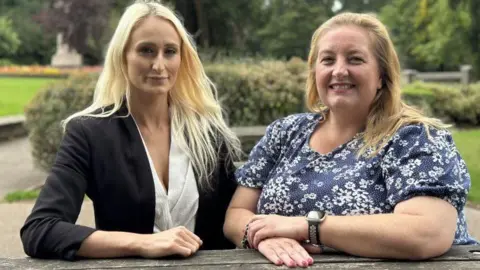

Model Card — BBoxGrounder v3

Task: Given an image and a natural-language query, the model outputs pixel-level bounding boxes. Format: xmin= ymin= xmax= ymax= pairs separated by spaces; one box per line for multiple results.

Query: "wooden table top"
xmin=1 ymin=245 xmax=479 ymax=269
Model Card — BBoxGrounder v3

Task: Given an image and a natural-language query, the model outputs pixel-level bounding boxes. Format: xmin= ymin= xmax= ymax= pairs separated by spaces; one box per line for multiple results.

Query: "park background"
xmin=0 ymin=0 xmax=479 ymax=258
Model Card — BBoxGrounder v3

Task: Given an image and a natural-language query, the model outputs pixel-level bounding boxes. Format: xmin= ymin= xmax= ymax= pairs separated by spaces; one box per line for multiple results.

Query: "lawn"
xmin=0 ymin=77 xmax=58 ymax=117
xmin=452 ymin=129 xmax=480 ymax=204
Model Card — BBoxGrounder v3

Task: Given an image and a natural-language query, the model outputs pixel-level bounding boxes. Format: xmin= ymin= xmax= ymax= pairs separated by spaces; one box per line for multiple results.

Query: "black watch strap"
xmin=306 ymin=211 xmax=326 ymax=245
xmin=308 ymin=219 xmax=321 ymax=245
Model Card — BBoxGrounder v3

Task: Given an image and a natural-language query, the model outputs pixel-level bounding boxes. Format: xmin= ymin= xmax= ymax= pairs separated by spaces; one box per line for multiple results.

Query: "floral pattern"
xmin=236 ymin=113 xmax=478 ymax=245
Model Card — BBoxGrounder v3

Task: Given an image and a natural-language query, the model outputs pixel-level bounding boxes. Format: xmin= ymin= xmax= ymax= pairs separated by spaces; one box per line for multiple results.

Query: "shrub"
xmin=401 ymin=82 xmax=480 ymax=127
xmin=24 ymin=74 xmax=97 ymax=171
xmin=25 ymin=60 xmax=307 ymax=171
xmin=208 ymin=58 xmax=306 ymax=126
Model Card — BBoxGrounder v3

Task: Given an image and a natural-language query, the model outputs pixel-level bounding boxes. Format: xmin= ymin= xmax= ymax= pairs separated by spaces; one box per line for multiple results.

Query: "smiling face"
xmin=315 ymin=25 xmax=382 ymax=116
xmin=125 ymin=16 xmax=181 ymax=96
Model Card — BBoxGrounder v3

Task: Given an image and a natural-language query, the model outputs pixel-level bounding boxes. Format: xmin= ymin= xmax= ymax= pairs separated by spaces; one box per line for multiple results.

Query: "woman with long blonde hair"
xmin=224 ymin=12 xmax=477 ymax=267
xmin=21 ymin=0 xmax=240 ymax=260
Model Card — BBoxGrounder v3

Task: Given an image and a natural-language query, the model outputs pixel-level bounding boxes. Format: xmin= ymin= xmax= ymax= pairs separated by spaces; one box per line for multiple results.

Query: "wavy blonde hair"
xmin=305 ymin=12 xmax=449 ymax=157
xmin=63 ymin=0 xmax=240 ymax=191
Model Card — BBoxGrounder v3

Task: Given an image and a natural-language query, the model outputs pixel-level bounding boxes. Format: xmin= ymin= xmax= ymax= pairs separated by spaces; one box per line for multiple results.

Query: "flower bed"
xmin=0 ymin=65 xmax=102 ymax=78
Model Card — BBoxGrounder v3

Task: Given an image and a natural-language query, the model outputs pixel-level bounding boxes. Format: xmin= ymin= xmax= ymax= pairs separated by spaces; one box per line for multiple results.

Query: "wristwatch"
xmin=306 ymin=210 xmax=326 ymax=245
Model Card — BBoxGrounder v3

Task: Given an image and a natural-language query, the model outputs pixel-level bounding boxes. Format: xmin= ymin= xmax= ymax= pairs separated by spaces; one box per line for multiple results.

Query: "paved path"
xmin=0 ymin=137 xmax=46 ymax=198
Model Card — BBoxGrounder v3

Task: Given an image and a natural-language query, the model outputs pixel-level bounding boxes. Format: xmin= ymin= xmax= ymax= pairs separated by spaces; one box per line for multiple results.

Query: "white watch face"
xmin=307 ymin=211 xmax=324 ymax=220
xmin=307 ymin=211 xmax=320 ymax=219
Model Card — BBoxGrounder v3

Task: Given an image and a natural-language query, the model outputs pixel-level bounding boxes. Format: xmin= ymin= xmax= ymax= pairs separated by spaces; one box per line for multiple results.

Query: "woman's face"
xmin=125 ymin=16 xmax=181 ymax=96
xmin=315 ymin=25 xmax=382 ymax=116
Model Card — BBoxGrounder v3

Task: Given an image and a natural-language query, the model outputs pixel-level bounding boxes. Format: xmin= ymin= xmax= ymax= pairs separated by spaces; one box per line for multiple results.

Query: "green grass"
xmin=3 ymin=190 xmax=41 ymax=203
xmin=0 ymin=77 xmax=58 ymax=117
xmin=452 ymin=129 xmax=480 ymax=204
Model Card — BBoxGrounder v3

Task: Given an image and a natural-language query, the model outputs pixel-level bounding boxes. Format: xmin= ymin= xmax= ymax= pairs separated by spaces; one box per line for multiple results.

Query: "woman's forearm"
xmin=224 ymin=208 xmax=256 ymax=247
xmin=319 ymin=213 xmax=455 ymax=260
xmin=77 ymin=231 xmax=141 ymax=258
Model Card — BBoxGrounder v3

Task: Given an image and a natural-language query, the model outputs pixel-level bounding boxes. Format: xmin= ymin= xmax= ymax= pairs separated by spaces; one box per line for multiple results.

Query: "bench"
xmin=1 ymin=245 xmax=479 ymax=269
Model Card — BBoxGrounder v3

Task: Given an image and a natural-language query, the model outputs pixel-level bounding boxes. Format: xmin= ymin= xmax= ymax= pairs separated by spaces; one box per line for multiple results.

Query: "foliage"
xmin=0 ymin=16 xmax=20 ymax=57
xmin=25 ymin=60 xmax=307 ymax=171
xmin=36 ymin=0 xmax=113 ymax=65
xmin=380 ymin=0 xmax=475 ymax=74
xmin=0 ymin=65 xmax=102 ymax=77
xmin=24 ymin=74 xmax=97 ymax=171
xmin=255 ymin=0 xmax=332 ymax=59
xmin=207 ymin=58 xmax=307 ymax=126
xmin=0 ymin=0 xmax=55 ymax=65
xmin=401 ymin=81 xmax=480 ymax=127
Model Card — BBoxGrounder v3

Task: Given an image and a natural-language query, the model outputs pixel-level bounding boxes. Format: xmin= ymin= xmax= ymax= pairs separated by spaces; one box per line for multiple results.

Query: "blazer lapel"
xmin=117 ymin=103 xmax=156 ymax=233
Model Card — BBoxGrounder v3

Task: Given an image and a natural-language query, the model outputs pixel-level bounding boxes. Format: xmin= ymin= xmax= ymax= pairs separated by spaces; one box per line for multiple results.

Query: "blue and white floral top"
xmin=236 ymin=113 xmax=478 ymax=245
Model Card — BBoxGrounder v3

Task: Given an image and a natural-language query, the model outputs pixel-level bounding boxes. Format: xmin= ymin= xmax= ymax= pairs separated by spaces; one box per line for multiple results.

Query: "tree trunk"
xmin=193 ymin=0 xmax=210 ymax=48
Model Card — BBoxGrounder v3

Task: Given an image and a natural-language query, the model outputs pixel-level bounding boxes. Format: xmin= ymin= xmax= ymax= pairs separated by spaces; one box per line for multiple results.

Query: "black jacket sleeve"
xmin=20 ymin=119 xmax=96 ymax=260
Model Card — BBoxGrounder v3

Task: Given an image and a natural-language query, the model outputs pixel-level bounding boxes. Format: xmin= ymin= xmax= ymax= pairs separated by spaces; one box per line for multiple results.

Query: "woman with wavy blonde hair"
xmin=21 ymin=0 xmax=240 ymax=260
xmin=224 ymin=12 xmax=477 ymax=267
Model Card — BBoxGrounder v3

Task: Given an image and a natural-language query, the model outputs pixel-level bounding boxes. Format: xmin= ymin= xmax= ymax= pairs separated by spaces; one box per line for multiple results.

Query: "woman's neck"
xmin=129 ymin=92 xmax=170 ymax=130
xmin=323 ymin=109 xmax=367 ymax=139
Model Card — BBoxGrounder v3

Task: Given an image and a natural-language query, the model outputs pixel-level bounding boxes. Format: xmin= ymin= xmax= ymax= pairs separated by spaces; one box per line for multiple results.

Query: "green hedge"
xmin=24 ymin=74 xmax=96 ymax=171
xmin=25 ymin=59 xmax=480 ymax=171
xmin=207 ymin=58 xmax=306 ymax=126
xmin=401 ymin=82 xmax=480 ymax=127
xmin=25 ymin=60 xmax=307 ymax=171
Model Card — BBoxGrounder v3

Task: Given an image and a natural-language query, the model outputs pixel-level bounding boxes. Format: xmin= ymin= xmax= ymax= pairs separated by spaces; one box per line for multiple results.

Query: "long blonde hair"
xmin=305 ymin=12 xmax=449 ymax=157
xmin=63 ymin=0 xmax=240 ymax=190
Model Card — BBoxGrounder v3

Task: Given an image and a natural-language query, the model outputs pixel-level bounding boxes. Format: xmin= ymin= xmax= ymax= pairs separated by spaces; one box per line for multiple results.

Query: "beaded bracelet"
xmin=241 ymin=222 xmax=252 ymax=249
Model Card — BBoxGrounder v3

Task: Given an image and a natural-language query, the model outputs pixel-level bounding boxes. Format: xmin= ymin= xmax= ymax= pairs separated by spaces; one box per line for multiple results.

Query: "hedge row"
xmin=24 ymin=60 xmax=480 ymax=171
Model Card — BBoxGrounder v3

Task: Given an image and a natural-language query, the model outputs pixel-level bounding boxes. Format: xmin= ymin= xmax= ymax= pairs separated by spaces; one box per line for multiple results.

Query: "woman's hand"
xmin=248 ymin=215 xmax=308 ymax=249
xmin=257 ymin=237 xmax=315 ymax=268
xmin=134 ymin=226 xmax=203 ymax=258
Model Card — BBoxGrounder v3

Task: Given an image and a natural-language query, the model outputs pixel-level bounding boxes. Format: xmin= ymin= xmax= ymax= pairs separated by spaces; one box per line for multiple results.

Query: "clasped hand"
xmin=136 ymin=226 xmax=202 ymax=258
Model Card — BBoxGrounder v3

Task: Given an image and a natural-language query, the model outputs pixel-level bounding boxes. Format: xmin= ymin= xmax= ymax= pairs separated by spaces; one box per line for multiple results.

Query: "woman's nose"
xmin=152 ymin=55 xmax=165 ymax=72
xmin=332 ymin=61 xmax=348 ymax=79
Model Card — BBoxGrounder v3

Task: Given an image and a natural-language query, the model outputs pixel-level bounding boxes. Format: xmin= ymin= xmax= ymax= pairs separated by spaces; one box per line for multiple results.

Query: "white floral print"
xmin=236 ymin=113 xmax=478 ymax=245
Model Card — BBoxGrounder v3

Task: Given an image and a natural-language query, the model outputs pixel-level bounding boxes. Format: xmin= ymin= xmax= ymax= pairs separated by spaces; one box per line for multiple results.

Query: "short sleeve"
xmin=381 ymin=125 xmax=470 ymax=212
xmin=235 ymin=118 xmax=288 ymax=188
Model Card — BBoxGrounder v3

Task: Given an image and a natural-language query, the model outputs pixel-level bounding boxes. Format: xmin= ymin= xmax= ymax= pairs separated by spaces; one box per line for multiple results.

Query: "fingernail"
xmin=308 ymin=258 xmax=314 ymax=264
xmin=302 ymin=260 xmax=308 ymax=267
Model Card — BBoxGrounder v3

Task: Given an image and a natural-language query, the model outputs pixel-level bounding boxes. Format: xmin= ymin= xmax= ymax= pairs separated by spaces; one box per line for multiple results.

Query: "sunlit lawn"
xmin=452 ymin=129 xmax=480 ymax=204
xmin=0 ymin=77 xmax=58 ymax=117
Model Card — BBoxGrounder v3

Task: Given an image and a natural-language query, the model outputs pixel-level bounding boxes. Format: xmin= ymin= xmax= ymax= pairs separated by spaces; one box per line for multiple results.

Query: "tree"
xmin=1 ymin=0 xmax=56 ymax=65
xmin=411 ymin=0 xmax=471 ymax=70
xmin=381 ymin=0 xmax=472 ymax=72
xmin=0 ymin=16 xmax=20 ymax=58
xmin=37 ymin=0 xmax=114 ymax=65
xmin=337 ymin=0 xmax=390 ymax=13
xmin=255 ymin=0 xmax=333 ymax=59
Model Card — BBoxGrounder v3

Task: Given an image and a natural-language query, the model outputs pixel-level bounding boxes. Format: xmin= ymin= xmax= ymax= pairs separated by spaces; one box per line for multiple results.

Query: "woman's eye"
xmin=139 ymin=47 xmax=155 ymax=54
xmin=350 ymin=57 xmax=364 ymax=64
xmin=165 ymin=48 xmax=177 ymax=56
xmin=321 ymin=57 xmax=334 ymax=64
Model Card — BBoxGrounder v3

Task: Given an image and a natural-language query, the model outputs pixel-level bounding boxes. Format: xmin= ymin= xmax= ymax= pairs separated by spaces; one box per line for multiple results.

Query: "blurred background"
xmin=0 ymin=0 xmax=478 ymax=204
xmin=0 ymin=0 xmax=479 ymax=258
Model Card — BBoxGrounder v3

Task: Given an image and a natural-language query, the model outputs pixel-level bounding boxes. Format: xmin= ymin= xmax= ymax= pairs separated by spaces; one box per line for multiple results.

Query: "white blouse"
xmin=133 ymin=118 xmax=199 ymax=233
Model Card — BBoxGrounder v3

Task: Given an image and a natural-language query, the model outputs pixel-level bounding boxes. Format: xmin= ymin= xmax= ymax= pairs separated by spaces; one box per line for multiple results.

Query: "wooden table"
xmin=1 ymin=246 xmax=479 ymax=269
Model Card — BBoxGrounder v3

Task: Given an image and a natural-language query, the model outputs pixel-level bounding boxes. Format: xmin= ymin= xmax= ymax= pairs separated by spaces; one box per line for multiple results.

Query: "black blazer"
xmin=20 ymin=106 xmax=237 ymax=260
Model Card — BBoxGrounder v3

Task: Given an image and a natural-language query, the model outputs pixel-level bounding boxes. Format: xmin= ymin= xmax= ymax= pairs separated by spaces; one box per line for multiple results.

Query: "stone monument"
xmin=50 ymin=32 xmax=83 ymax=67
xmin=50 ymin=0 xmax=82 ymax=67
